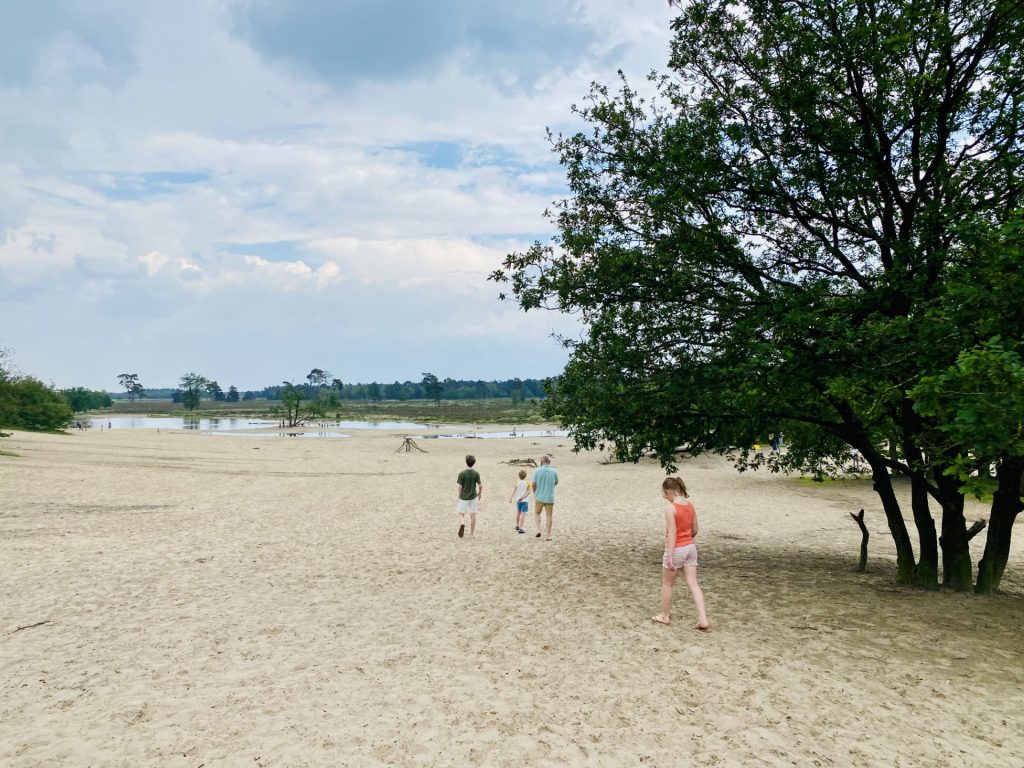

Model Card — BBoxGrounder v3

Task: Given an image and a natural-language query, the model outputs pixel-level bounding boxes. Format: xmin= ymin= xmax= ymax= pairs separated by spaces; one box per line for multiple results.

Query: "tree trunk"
xmin=908 ymin=469 xmax=939 ymax=588
xmin=869 ymin=461 xmax=916 ymax=583
xmin=976 ymin=457 xmax=1024 ymax=594
xmin=898 ymin=415 xmax=939 ymax=587
xmin=935 ymin=472 xmax=972 ymax=591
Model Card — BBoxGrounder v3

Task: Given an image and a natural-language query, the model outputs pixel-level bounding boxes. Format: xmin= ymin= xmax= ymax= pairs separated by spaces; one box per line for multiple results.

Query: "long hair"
xmin=662 ymin=476 xmax=688 ymax=498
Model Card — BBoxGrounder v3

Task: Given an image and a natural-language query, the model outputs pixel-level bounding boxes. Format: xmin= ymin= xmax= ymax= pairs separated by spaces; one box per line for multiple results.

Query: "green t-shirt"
xmin=457 ymin=468 xmax=481 ymax=500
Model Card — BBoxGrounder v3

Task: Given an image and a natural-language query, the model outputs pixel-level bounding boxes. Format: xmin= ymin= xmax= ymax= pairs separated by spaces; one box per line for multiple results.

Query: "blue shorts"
xmin=516 ymin=501 xmax=529 ymax=513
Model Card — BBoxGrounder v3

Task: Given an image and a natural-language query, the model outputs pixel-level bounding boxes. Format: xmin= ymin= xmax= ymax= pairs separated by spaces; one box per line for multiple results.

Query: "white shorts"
xmin=456 ymin=498 xmax=479 ymax=514
xmin=663 ymin=544 xmax=698 ymax=569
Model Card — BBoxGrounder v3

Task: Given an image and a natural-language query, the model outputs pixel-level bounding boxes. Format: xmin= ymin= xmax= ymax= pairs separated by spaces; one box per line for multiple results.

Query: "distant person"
xmin=770 ymin=434 xmax=783 ymax=453
xmin=456 ymin=454 xmax=483 ymax=539
xmin=531 ymin=455 xmax=558 ymax=540
xmin=508 ymin=469 xmax=530 ymax=534
xmin=652 ymin=476 xmax=709 ymax=630
xmin=850 ymin=448 xmax=863 ymax=471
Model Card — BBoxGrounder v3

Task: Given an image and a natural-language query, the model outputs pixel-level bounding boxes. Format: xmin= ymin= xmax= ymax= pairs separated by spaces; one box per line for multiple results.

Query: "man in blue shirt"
xmin=531 ymin=455 xmax=559 ymax=540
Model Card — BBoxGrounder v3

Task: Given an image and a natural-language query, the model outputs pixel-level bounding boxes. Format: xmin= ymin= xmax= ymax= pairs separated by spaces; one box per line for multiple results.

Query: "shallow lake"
xmin=92 ymin=417 xmax=430 ymax=432
xmin=426 ymin=429 xmax=569 ymax=439
xmin=81 ymin=417 xmax=566 ymax=439
xmin=208 ymin=430 xmax=352 ymax=439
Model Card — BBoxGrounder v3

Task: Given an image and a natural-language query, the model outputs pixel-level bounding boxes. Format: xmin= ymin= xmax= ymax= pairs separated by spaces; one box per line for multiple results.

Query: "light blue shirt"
xmin=533 ymin=465 xmax=558 ymax=503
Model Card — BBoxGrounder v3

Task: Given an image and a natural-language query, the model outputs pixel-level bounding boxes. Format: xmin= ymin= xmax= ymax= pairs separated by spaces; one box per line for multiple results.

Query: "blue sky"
xmin=0 ymin=0 xmax=674 ymax=391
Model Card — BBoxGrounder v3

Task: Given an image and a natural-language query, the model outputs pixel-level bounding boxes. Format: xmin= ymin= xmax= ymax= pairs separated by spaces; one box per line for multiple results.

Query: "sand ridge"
xmin=2 ymin=428 xmax=1023 ymax=766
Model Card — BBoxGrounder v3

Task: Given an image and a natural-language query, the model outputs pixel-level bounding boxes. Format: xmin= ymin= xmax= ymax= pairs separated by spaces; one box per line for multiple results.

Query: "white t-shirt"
xmin=512 ymin=479 xmax=529 ymax=502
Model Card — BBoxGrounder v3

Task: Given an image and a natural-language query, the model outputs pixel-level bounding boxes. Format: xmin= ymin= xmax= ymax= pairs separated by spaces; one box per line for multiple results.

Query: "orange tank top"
xmin=672 ymin=500 xmax=695 ymax=547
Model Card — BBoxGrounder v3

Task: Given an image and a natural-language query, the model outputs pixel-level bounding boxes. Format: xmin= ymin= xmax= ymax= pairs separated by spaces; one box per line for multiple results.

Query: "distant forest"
xmin=113 ymin=378 xmax=550 ymax=403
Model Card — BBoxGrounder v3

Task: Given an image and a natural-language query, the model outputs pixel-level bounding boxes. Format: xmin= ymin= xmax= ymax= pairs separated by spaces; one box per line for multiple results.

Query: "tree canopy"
xmin=421 ymin=372 xmax=443 ymax=405
xmin=494 ymin=0 xmax=1024 ymax=592
xmin=279 ymin=381 xmax=305 ymax=427
xmin=117 ymin=373 xmax=145 ymax=401
xmin=179 ymin=373 xmax=209 ymax=411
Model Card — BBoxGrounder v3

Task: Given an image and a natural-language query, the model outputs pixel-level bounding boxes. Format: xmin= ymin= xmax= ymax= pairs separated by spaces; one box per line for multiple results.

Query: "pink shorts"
xmin=663 ymin=544 xmax=698 ymax=569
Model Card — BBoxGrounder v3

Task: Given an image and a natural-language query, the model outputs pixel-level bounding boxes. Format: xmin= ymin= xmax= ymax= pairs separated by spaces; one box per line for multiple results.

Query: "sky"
xmin=0 ymin=0 xmax=675 ymax=391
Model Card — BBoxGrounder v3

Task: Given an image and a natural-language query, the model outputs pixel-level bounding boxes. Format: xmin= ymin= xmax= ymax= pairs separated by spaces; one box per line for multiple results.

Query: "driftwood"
xmin=395 ymin=437 xmax=428 ymax=454
xmin=503 ymin=457 xmax=537 ymax=467
xmin=9 ymin=620 xmax=51 ymax=635
xmin=849 ymin=508 xmax=869 ymax=572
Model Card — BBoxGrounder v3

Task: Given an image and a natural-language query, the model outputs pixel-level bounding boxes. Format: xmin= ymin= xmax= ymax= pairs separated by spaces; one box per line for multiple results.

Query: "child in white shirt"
xmin=508 ymin=470 xmax=530 ymax=534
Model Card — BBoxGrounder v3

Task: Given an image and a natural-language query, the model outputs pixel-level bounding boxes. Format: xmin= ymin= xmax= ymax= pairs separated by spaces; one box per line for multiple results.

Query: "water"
xmin=333 ymin=420 xmax=432 ymax=430
xmin=89 ymin=417 xmax=564 ymax=440
xmin=96 ymin=417 xmax=429 ymax=431
xmin=425 ymin=429 xmax=569 ymax=440
xmin=98 ymin=417 xmax=277 ymax=430
xmin=208 ymin=430 xmax=351 ymax=439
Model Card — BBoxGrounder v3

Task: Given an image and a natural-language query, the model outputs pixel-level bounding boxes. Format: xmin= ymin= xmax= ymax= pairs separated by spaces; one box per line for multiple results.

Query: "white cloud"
xmin=238 ymin=254 xmax=342 ymax=291
xmin=0 ymin=0 xmax=673 ymax=388
xmin=308 ymin=237 xmax=500 ymax=289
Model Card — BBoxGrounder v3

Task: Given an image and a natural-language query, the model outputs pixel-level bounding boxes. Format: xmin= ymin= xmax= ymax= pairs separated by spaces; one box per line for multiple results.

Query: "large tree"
xmin=421 ymin=373 xmax=443 ymax=405
xmin=117 ymin=373 xmax=144 ymax=402
xmin=494 ymin=0 xmax=1024 ymax=591
xmin=179 ymin=373 xmax=209 ymax=412
xmin=280 ymin=381 xmax=305 ymax=427
xmin=307 ymin=368 xmax=330 ymax=388
xmin=206 ymin=380 xmax=224 ymax=402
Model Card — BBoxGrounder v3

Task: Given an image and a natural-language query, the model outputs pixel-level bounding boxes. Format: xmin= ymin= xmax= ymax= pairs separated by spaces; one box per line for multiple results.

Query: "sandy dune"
xmin=2 ymin=427 xmax=1023 ymax=767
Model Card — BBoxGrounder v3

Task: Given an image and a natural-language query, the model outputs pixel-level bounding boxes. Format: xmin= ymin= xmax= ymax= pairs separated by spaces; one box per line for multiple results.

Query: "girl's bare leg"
xmin=658 ymin=567 xmax=677 ymax=622
xmin=682 ymin=565 xmax=709 ymax=628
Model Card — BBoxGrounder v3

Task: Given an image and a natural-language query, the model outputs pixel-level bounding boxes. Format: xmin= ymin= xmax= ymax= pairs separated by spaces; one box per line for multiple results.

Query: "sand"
xmin=2 ymin=426 xmax=1023 ymax=767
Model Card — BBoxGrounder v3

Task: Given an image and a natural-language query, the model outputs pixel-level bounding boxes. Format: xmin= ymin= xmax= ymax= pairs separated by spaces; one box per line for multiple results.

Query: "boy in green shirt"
xmin=456 ymin=454 xmax=482 ymax=538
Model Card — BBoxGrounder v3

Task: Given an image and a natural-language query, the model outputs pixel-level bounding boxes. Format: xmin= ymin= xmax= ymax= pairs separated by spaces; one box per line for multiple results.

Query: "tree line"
xmin=256 ymin=374 xmax=547 ymax=403
xmin=0 ymin=359 xmax=550 ymax=432
xmin=111 ymin=374 xmax=549 ymax=404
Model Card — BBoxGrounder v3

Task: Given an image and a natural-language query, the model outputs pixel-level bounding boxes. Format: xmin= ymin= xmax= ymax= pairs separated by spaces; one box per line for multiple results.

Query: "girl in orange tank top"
xmin=651 ymin=476 xmax=709 ymax=630
xmin=670 ymin=498 xmax=696 ymax=547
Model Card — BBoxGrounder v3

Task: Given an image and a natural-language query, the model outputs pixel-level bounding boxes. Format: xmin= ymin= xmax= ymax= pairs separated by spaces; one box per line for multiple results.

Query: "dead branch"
xmin=503 ymin=458 xmax=537 ymax=467
xmin=849 ymin=508 xmax=869 ymax=572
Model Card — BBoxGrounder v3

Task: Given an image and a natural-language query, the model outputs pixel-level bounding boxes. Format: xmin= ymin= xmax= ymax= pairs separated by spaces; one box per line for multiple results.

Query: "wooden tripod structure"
xmin=395 ymin=436 xmax=428 ymax=453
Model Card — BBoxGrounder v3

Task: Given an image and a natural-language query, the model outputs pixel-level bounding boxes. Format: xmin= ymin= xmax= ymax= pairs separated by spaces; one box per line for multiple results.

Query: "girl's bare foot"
xmin=694 ymin=622 xmax=710 ymax=631
xmin=651 ymin=614 xmax=671 ymax=625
